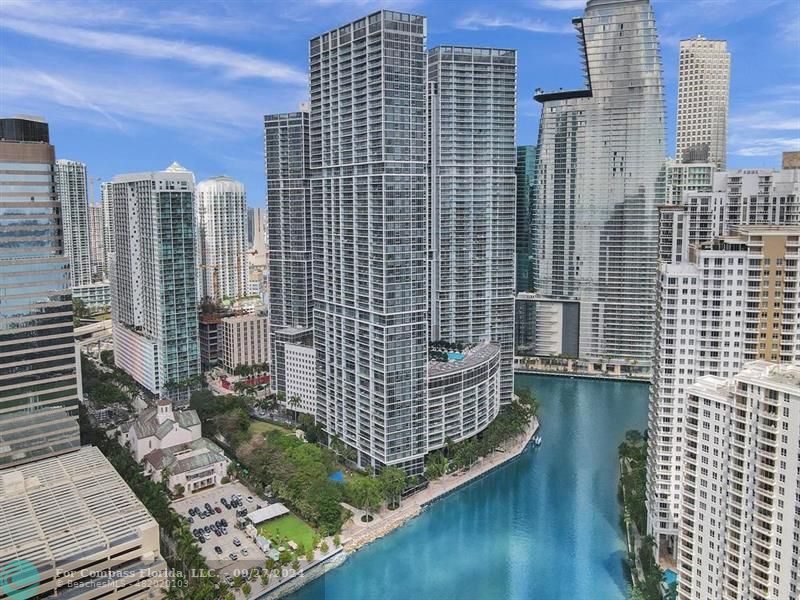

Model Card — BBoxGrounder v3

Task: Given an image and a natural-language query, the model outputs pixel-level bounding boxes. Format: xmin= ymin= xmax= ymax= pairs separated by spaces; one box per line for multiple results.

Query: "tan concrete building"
xmin=0 ymin=446 xmax=167 ymax=599
xmin=784 ymin=150 xmax=800 ymax=170
xmin=676 ymin=36 xmax=730 ymax=167
xmin=221 ymin=312 xmax=270 ymax=372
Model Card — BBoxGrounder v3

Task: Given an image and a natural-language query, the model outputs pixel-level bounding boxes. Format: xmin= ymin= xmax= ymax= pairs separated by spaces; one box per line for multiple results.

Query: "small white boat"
xmin=534 ymin=436 xmax=542 ymax=447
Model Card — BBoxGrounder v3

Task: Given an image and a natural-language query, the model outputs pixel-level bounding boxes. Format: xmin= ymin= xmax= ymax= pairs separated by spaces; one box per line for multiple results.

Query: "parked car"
xmin=233 ymin=538 xmax=241 ymax=547
xmin=204 ymin=525 xmax=210 ymax=533
xmin=187 ymin=517 xmax=194 ymax=524
xmin=198 ymin=535 xmax=205 ymax=543
xmin=229 ymin=553 xmax=238 ymax=561
xmin=214 ymin=546 xmax=222 ymax=555
xmin=241 ymin=548 xmax=249 ymax=556
xmin=246 ymin=496 xmax=254 ymax=503
xmin=221 ymin=499 xmax=230 ymax=509
xmin=220 ymin=518 xmax=228 ymax=527
xmin=214 ymin=506 xmax=222 ymax=514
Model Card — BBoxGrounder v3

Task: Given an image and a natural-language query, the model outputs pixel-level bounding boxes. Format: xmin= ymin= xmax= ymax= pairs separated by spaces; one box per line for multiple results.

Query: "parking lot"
xmin=171 ymin=482 xmax=266 ymax=580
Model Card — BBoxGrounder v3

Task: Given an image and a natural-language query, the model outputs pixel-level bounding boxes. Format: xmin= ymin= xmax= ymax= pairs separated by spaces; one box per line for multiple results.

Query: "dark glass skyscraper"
xmin=515 ymin=145 xmax=538 ymax=292
xmin=0 ymin=116 xmax=81 ymax=467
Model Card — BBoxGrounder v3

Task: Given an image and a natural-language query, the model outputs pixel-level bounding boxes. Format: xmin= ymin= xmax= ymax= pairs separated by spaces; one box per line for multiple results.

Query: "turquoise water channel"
xmin=289 ymin=374 xmax=649 ymax=600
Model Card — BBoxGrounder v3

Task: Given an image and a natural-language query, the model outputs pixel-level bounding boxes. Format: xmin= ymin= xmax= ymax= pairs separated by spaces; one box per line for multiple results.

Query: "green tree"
xmin=378 ymin=466 xmax=406 ymax=509
xmin=288 ymin=393 xmax=302 ymax=422
xmin=350 ymin=476 xmax=383 ymax=521
xmin=424 ymin=451 xmax=448 ymax=480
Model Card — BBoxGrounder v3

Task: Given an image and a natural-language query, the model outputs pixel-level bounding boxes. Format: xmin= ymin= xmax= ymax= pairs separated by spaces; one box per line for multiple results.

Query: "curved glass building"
xmin=532 ymin=0 xmax=666 ymax=366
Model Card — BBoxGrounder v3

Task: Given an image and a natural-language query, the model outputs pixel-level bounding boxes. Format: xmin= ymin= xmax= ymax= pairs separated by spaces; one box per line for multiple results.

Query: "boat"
xmin=534 ymin=436 xmax=542 ymax=447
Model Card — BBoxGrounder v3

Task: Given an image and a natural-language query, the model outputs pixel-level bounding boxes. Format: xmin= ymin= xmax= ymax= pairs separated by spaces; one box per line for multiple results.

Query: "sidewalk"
xmin=341 ymin=417 xmax=540 ymax=551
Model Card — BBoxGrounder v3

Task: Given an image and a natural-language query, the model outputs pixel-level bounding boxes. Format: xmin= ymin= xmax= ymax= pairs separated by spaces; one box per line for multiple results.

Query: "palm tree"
xmin=288 ymin=394 xmax=301 ymax=422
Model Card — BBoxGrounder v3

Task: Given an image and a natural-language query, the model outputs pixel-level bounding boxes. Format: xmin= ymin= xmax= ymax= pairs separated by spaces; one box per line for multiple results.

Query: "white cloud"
xmin=456 ymin=12 xmax=574 ymax=34
xmin=537 ymin=0 xmax=585 ymax=9
xmin=0 ymin=65 xmax=300 ymax=136
xmin=731 ymin=137 xmax=800 ymax=157
xmin=0 ymin=0 xmax=254 ymax=34
xmin=730 ymin=111 xmax=800 ymax=132
xmin=0 ymin=18 xmax=306 ymax=84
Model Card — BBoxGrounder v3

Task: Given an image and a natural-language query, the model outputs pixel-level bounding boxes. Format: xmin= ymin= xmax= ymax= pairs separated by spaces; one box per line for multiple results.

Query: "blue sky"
xmin=1 ymin=0 xmax=798 ymax=207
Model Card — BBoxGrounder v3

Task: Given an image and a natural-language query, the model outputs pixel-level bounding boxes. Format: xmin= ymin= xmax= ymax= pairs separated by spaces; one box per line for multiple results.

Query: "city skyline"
xmin=1 ymin=0 xmax=797 ymax=207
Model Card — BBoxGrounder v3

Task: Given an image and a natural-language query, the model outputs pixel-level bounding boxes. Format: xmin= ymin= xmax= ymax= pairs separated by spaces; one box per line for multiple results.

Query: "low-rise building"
xmin=72 ymin=280 xmax=111 ymax=312
xmin=143 ymin=438 xmax=229 ymax=494
xmin=123 ymin=399 xmax=201 ymax=463
xmin=284 ymin=341 xmax=316 ymax=415
xmin=272 ymin=326 xmax=316 ymax=415
xmin=0 ymin=446 xmax=167 ymax=599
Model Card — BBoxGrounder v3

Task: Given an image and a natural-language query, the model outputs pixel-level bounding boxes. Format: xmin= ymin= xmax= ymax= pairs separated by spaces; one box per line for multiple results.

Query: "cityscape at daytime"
xmin=2 ymin=0 xmax=800 ymax=599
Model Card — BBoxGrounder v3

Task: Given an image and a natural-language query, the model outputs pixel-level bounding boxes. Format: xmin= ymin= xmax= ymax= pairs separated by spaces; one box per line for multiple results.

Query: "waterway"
xmin=289 ymin=374 xmax=649 ymax=600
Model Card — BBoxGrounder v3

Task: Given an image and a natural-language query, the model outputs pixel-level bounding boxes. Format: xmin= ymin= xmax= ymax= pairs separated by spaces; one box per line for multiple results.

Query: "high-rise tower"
xmin=676 ymin=36 xmax=730 ymax=168
xmin=311 ymin=11 xmax=429 ymax=472
xmin=647 ymin=226 xmax=800 ymax=558
xmin=428 ymin=45 xmax=517 ymax=405
xmin=195 ymin=176 xmax=248 ymax=303
xmin=55 ymin=159 xmax=93 ymax=287
xmin=264 ymin=110 xmax=313 ymax=330
xmin=532 ymin=0 xmax=666 ymax=365
xmin=515 ymin=145 xmax=538 ymax=293
xmin=109 ymin=162 xmax=199 ymax=405
xmin=101 ymin=181 xmax=115 ymax=275
xmin=0 ymin=116 xmax=81 ymax=467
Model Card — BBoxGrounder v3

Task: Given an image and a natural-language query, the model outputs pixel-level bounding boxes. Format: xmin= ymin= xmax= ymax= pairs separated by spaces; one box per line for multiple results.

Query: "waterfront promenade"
xmin=341 ymin=416 xmax=541 ymax=552
xmin=257 ymin=416 xmax=540 ymax=598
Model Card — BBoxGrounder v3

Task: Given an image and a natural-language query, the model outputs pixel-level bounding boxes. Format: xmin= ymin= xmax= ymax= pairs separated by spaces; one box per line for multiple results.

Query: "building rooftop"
xmin=0 ymin=446 xmax=158 ymax=575
xmin=132 ymin=404 xmax=200 ymax=439
xmin=247 ymin=503 xmax=290 ymax=525
xmin=144 ymin=438 xmax=228 ymax=475
xmin=428 ymin=342 xmax=500 ymax=377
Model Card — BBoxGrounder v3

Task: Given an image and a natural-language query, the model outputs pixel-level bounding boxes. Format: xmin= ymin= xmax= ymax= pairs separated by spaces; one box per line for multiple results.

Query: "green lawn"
xmin=249 ymin=420 xmax=291 ymax=438
xmin=257 ymin=514 xmax=316 ymax=551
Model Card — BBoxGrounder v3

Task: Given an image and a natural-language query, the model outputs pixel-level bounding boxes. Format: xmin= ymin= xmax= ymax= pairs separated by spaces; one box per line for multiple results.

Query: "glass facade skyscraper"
xmin=0 ymin=117 xmax=81 ymax=467
xmin=109 ymin=163 xmax=199 ymax=405
xmin=515 ymin=145 xmax=538 ymax=292
xmin=264 ymin=111 xmax=313 ymax=331
xmin=532 ymin=0 xmax=666 ymax=365
xmin=195 ymin=175 xmax=248 ymax=303
xmin=55 ymin=159 xmax=93 ymax=288
xmin=428 ymin=46 xmax=517 ymax=405
xmin=311 ymin=11 xmax=429 ymax=472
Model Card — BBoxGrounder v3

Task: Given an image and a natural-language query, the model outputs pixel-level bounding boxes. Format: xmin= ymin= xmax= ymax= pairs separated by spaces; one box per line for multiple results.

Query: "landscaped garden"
xmin=250 ymin=419 xmax=291 ymax=437
xmin=258 ymin=514 xmax=317 ymax=551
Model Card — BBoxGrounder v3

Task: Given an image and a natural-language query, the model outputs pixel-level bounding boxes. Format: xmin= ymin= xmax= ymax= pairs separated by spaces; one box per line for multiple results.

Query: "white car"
xmin=241 ymin=548 xmax=249 ymax=556
xmin=246 ymin=496 xmax=254 ymax=503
